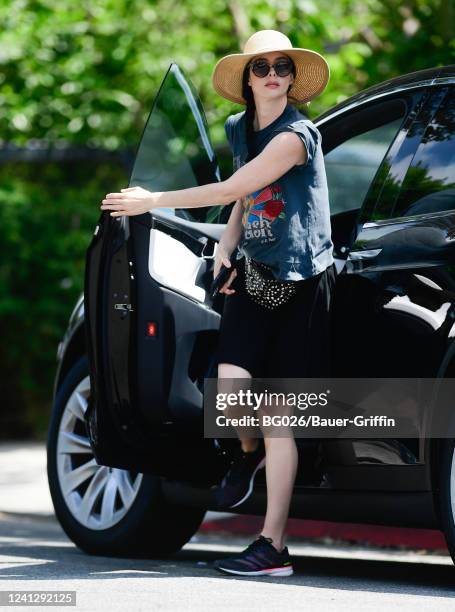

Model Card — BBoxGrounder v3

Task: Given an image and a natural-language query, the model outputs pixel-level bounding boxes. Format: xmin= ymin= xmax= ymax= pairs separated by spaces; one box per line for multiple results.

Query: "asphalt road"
xmin=0 ymin=512 xmax=454 ymax=611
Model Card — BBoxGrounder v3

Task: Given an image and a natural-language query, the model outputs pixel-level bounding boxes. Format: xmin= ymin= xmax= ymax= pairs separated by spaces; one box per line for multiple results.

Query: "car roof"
xmin=315 ymin=64 xmax=455 ymax=123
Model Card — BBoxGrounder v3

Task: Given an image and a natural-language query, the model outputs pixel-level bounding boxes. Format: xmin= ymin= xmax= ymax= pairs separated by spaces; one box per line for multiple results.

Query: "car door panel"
xmin=324 ymin=86 xmax=455 ymax=489
xmin=342 ymin=87 xmax=455 ymax=377
xmin=84 ymin=63 xmax=231 ymax=483
xmin=347 ymin=210 xmax=455 ymax=274
xmin=313 ymin=87 xmax=447 ymax=489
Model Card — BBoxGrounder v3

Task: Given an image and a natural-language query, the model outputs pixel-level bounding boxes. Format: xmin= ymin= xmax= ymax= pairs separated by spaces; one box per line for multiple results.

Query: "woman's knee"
xmin=217 ymin=363 xmax=256 ymax=422
xmin=218 ymin=362 xmax=252 ymax=380
xmin=217 ymin=363 xmax=252 ymax=397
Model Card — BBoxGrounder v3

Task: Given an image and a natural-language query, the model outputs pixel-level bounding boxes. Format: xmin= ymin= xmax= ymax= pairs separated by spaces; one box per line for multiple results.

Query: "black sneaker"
xmin=213 ymin=440 xmax=266 ymax=509
xmin=213 ymin=535 xmax=294 ymax=577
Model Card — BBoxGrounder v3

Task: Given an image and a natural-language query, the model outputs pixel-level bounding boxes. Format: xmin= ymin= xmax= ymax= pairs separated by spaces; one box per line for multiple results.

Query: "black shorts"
xmin=214 ymin=256 xmax=337 ymax=379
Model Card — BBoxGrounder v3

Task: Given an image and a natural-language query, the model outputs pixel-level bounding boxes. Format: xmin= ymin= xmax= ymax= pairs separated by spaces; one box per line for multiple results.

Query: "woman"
xmin=100 ymin=29 xmax=336 ymax=578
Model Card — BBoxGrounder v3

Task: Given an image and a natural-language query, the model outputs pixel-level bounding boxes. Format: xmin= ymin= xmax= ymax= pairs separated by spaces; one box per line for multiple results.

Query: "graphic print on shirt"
xmin=242 ymin=181 xmax=286 ymax=245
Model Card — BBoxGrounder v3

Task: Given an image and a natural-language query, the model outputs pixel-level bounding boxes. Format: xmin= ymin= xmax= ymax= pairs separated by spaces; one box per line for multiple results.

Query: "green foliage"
xmin=0 ymin=0 xmax=453 ymax=437
xmin=3 ymin=0 xmax=452 ymax=145
xmin=0 ymin=160 xmax=129 ymax=438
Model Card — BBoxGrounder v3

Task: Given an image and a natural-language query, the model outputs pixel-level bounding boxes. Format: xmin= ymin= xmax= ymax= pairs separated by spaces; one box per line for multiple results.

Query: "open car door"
xmin=84 ymin=63 xmax=232 ymax=485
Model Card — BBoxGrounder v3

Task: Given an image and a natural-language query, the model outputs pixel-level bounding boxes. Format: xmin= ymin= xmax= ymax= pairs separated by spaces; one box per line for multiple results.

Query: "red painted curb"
xmin=200 ymin=515 xmax=449 ymax=551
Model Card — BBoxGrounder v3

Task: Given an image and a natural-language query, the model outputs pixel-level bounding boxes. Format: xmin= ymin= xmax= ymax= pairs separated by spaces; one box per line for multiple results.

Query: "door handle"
xmin=114 ymin=303 xmax=134 ymax=312
xmin=348 ymin=248 xmax=382 ymax=261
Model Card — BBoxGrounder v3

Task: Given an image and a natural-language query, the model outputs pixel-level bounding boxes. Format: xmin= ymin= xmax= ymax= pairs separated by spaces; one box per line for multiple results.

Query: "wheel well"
xmin=55 ymin=322 xmax=87 ymax=397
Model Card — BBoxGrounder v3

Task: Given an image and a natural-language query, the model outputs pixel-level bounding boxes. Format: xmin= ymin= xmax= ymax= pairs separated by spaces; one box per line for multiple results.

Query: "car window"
xmin=369 ymin=86 xmax=449 ymax=223
xmin=321 ymin=94 xmax=412 ymax=219
xmin=129 ymin=63 xmax=223 ymax=225
xmin=388 ymin=87 xmax=455 ymax=219
xmin=324 ymin=117 xmax=405 ymax=215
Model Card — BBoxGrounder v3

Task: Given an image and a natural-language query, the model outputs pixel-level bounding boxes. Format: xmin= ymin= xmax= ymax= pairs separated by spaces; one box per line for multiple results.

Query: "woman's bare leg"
xmin=259 ymin=435 xmax=298 ymax=552
xmin=216 ymin=368 xmax=297 ymax=551
xmin=256 ymin=395 xmax=298 ymax=553
xmin=217 ymin=362 xmax=258 ymax=452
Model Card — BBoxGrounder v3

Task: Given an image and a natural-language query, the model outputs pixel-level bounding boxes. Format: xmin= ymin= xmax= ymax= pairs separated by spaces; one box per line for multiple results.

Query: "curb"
xmin=200 ymin=515 xmax=449 ymax=553
xmin=0 ymin=509 xmax=449 ymax=554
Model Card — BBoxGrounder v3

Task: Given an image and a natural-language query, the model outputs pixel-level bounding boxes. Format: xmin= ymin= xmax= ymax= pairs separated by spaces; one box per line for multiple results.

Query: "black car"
xmin=47 ymin=62 xmax=455 ymax=564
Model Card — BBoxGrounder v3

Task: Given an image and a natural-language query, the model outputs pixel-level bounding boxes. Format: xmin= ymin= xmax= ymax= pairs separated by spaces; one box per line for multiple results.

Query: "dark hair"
xmin=241 ymin=55 xmax=297 ymax=163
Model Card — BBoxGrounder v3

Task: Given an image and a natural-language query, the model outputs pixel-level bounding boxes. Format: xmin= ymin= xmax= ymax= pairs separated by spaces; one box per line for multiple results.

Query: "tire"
xmin=435 ymin=438 xmax=455 ymax=565
xmin=47 ymin=355 xmax=206 ymax=558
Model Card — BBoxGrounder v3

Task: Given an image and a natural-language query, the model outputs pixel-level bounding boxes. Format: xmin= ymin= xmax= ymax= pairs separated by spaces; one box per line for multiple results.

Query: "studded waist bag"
xmin=244 ymin=256 xmax=299 ymax=310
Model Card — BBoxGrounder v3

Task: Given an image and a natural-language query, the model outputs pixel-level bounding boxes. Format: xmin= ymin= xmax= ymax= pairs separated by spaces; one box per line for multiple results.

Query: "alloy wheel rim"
xmin=56 ymin=375 xmax=143 ymax=530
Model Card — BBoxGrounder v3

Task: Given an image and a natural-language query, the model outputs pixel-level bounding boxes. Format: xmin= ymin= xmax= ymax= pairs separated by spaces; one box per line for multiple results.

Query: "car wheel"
xmin=47 ymin=355 xmax=206 ymax=558
xmin=435 ymin=438 xmax=455 ymax=566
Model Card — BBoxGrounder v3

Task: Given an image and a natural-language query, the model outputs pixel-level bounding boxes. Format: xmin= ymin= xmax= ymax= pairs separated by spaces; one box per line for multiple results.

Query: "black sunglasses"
xmin=249 ymin=58 xmax=294 ymax=78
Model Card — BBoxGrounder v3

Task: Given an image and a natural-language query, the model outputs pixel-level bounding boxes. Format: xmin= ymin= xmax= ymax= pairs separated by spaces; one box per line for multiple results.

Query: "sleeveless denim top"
xmin=225 ymin=101 xmax=334 ymax=281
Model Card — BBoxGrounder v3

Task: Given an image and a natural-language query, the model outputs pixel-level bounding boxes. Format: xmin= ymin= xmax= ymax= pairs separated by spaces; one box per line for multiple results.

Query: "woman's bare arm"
xmin=218 ymin=198 xmax=243 ymax=256
xmin=101 ymin=131 xmax=307 ymax=216
xmin=214 ymin=198 xmax=244 ymax=288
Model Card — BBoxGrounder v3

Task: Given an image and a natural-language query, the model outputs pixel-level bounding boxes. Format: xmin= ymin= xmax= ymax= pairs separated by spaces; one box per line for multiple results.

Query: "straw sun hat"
xmin=211 ymin=29 xmax=330 ymax=105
